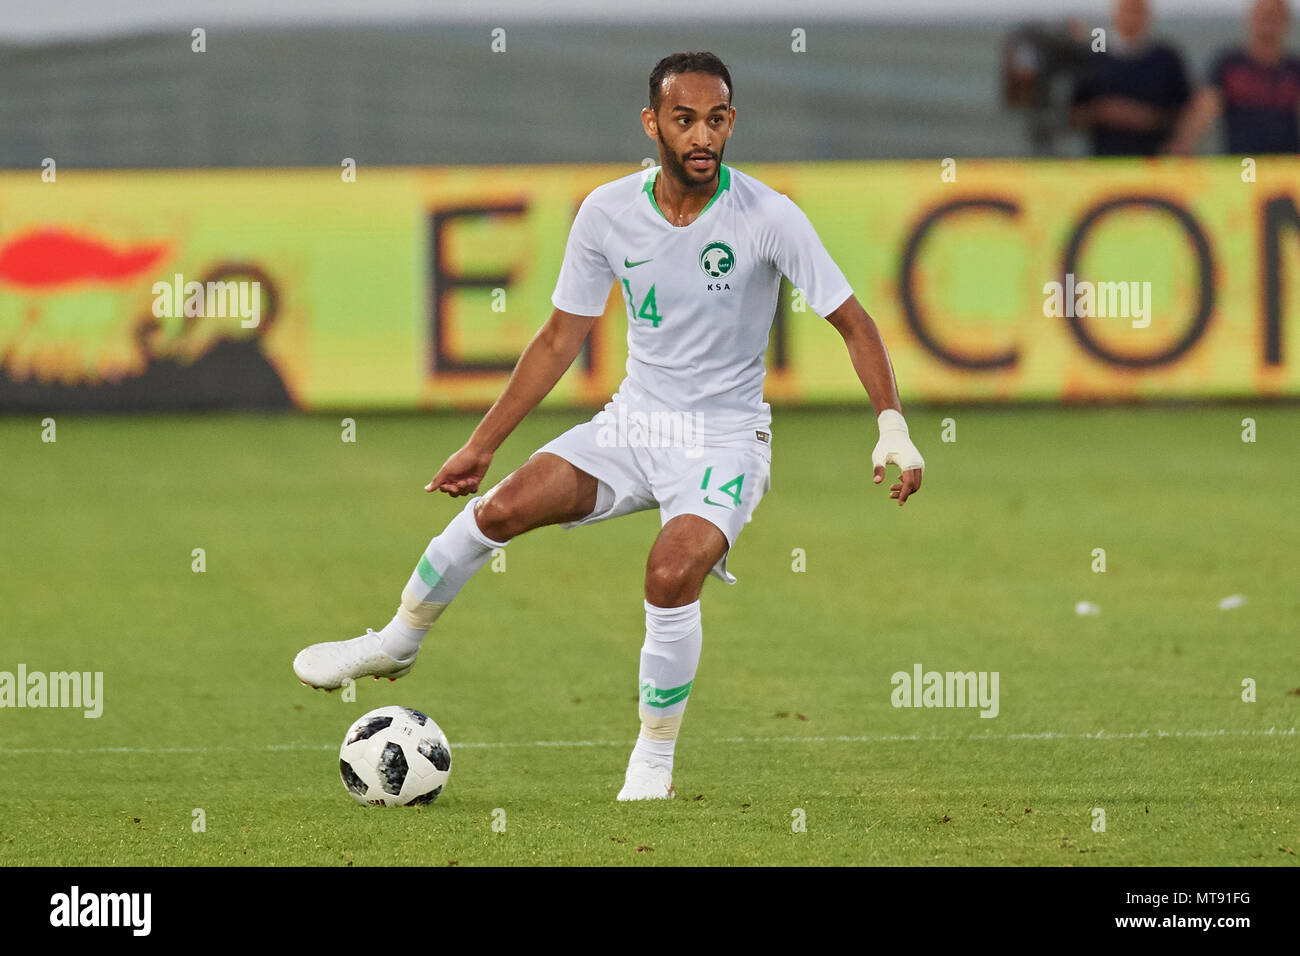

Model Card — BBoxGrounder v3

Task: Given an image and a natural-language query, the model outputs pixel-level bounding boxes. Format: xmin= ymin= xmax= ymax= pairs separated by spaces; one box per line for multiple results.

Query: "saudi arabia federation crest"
xmin=699 ymin=240 xmax=735 ymax=278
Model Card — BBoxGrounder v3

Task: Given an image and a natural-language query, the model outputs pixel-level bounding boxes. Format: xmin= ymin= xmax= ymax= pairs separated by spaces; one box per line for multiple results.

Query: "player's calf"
xmin=617 ymin=598 xmax=703 ymax=801
xmin=618 ymin=517 xmax=725 ymax=799
xmin=292 ymin=451 xmax=601 ymax=690
xmin=292 ymin=495 xmax=508 ymax=689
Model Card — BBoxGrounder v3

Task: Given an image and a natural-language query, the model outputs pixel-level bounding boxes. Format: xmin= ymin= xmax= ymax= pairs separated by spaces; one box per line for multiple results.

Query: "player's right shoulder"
xmin=579 ymin=168 xmax=653 ymax=215
xmin=560 ymin=171 xmax=650 ymax=265
xmin=567 ymin=169 xmax=649 ymax=243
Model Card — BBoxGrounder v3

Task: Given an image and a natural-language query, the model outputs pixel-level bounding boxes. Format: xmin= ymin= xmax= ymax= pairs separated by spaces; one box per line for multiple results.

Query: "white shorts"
xmin=531 ymin=407 xmax=773 ymax=584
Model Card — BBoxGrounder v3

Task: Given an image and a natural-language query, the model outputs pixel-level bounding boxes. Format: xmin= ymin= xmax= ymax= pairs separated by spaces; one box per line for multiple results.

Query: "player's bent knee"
xmin=644 ymin=560 xmax=702 ymax=607
xmin=473 ymin=491 xmax=519 ymax=542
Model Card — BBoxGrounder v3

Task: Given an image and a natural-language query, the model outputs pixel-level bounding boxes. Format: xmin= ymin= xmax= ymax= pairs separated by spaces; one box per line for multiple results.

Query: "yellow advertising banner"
xmin=0 ymin=159 xmax=1296 ymax=410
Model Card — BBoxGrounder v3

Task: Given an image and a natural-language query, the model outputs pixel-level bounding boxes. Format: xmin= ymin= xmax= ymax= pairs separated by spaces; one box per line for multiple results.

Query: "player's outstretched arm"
xmin=825 ymin=295 xmax=925 ymax=506
xmin=426 ymin=307 xmax=598 ymax=497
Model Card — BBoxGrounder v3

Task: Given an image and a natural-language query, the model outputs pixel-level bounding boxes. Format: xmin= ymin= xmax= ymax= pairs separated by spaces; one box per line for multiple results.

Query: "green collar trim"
xmin=643 ymin=164 xmax=730 ymax=225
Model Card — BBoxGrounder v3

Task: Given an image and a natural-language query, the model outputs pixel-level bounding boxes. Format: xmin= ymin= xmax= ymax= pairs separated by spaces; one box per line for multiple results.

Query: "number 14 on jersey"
xmin=621 ymin=278 xmax=663 ymax=328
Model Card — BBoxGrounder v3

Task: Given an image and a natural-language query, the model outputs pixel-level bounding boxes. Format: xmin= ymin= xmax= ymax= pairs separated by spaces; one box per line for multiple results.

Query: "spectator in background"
xmin=1003 ymin=19 xmax=1093 ymax=155
xmin=1070 ymin=0 xmax=1191 ymax=155
xmin=1167 ymin=0 xmax=1299 ymax=155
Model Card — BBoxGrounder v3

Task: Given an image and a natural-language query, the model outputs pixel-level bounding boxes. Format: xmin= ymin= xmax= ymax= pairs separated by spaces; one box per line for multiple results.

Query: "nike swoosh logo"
xmin=624 ymin=256 xmax=653 ymax=268
xmin=640 ymin=679 xmax=693 ymax=707
xmin=642 ymin=690 xmax=682 ymax=705
xmin=703 ymin=496 xmax=733 ymax=509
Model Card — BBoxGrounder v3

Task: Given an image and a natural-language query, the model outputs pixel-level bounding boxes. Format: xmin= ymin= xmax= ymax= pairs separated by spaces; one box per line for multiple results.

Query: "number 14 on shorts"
xmin=700 ymin=466 xmax=745 ymax=509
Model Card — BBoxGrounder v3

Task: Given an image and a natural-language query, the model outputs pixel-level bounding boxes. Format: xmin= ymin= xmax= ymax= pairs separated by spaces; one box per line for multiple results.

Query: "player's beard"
xmin=657 ymin=130 xmax=724 ymax=191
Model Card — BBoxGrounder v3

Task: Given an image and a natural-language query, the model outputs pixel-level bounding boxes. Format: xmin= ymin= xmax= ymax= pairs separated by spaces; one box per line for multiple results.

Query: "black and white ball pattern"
xmin=338 ymin=705 xmax=452 ymax=806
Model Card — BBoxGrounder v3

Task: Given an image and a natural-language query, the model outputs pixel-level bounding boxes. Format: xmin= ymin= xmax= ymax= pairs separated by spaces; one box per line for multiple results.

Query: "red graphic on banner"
xmin=0 ymin=229 xmax=168 ymax=289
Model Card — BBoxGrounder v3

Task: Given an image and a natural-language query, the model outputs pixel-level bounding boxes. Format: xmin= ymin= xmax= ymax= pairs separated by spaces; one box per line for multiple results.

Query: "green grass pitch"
xmin=1 ymin=406 xmax=1296 ymax=866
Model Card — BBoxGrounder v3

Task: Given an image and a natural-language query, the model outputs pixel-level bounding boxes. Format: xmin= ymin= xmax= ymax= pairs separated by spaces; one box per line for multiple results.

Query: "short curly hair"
xmin=648 ymin=51 xmax=733 ymax=112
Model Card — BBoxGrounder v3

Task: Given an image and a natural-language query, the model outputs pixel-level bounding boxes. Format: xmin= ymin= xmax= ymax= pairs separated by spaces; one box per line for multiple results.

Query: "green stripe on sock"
xmin=415 ymin=555 xmax=443 ymax=589
xmin=640 ymin=679 xmax=693 ymax=708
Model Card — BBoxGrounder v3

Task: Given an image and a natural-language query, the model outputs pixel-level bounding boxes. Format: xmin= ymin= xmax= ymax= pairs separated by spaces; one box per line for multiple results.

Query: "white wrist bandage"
xmin=872 ymin=409 xmax=925 ymax=473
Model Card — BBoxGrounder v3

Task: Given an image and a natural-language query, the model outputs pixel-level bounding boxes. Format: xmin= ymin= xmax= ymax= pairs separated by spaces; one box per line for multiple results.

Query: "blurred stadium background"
xmin=1 ymin=0 xmax=1296 ymax=869
xmin=1 ymin=0 xmax=1295 ymax=411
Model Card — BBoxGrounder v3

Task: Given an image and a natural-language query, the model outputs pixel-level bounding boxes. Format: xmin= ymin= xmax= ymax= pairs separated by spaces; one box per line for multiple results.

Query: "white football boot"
xmin=616 ymin=757 xmax=676 ymax=801
xmin=293 ymin=628 xmax=416 ymax=690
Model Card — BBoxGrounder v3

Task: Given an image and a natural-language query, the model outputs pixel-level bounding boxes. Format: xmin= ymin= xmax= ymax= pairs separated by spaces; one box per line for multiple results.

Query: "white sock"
xmin=632 ymin=599 xmax=703 ymax=771
xmin=631 ymin=735 xmax=676 ymax=766
xmin=377 ymin=496 xmax=507 ymax=659
xmin=375 ymin=618 xmax=425 ymax=659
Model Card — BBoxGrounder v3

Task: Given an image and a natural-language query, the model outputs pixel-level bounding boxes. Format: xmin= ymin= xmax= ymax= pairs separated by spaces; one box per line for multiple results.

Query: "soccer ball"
xmin=338 ymin=705 xmax=452 ymax=806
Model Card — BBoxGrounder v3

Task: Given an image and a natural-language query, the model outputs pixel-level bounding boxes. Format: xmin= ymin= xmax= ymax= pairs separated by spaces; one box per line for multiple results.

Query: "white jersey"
xmin=551 ymin=163 xmax=853 ymax=440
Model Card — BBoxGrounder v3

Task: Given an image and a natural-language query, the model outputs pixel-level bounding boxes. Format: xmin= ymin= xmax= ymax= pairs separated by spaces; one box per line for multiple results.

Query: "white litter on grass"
xmin=1075 ymin=601 xmax=1101 ymax=616
xmin=1218 ymin=594 xmax=1247 ymax=610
